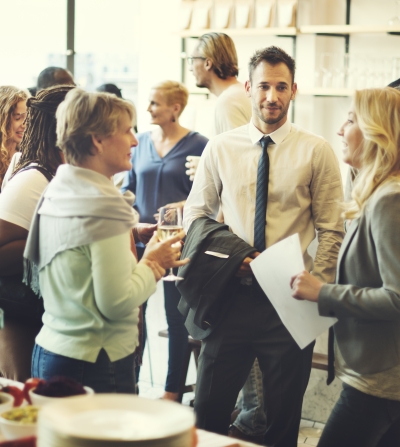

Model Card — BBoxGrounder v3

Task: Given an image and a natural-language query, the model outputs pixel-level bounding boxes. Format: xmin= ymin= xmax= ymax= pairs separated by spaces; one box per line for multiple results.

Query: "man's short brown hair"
xmin=248 ymin=46 xmax=296 ymax=83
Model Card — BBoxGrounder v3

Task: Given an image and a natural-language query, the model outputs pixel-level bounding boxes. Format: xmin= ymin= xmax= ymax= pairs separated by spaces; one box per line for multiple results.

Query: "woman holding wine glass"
xmin=122 ymin=80 xmax=208 ymax=401
xmin=28 ymin=88 xmax=188 ymax=392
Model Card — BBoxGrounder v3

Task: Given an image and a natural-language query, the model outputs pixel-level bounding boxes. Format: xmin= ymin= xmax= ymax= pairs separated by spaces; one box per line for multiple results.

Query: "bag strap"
xmin=14 ymin=165 xmax=54 ymax=183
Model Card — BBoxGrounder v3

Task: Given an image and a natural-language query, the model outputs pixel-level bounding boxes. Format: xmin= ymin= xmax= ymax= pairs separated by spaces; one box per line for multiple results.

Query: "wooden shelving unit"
xmin=298 ymin=88 xmax=354 ymax=97
xmin=178 ymin=25 xmax=400 ymax=38
xmin=300 ymin=24 xmax=400 ymax=34
xmin=178 ymin=27 xmax=297 ymax=38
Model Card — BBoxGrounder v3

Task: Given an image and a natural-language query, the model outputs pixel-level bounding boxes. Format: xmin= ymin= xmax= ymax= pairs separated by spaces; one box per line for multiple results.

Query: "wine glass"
xmin=157 ymin=207 xmax=184 ymax=282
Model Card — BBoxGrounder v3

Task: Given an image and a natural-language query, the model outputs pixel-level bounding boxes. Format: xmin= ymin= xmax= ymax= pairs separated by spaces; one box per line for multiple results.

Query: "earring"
xmin=172 ymin=116 xmax=176 ymax=123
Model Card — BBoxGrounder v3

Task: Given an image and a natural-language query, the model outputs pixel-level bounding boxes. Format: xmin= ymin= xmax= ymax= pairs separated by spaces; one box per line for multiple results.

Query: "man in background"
xmin=188 ymin=32 xmax=251 ymax=135
xmin=36 ymin=67 xmax=75 ymax=91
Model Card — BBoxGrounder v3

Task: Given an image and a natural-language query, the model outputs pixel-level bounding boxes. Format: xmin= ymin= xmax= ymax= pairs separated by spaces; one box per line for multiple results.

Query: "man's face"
xmin=245 ymin=61 xmax=297 ymax=132
xmin=189 ymin=48 xmax=211 ymax=89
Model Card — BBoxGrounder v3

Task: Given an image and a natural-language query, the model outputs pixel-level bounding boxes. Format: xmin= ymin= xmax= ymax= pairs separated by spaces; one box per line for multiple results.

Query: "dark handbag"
xmin=0 ymin=165 xmax=52 ymax=324
xmin=0 ymin=274 xmax=44 ymax=323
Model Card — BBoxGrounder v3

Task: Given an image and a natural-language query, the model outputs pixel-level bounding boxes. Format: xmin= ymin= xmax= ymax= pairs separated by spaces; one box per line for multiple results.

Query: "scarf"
xmin=23 ymin=164 xmax=139 ymax=295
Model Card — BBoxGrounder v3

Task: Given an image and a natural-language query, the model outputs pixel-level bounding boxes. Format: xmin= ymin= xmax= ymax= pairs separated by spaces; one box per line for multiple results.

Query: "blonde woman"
xmin=27 ymin=89 xmax=188 ymax=393
xmin=0 ymin=86 xmax=28 ymax=187
xmin=291 ymin=87 xmax=400 ymax=447
xmin=122 ymin=80 xmax=208 ymax=401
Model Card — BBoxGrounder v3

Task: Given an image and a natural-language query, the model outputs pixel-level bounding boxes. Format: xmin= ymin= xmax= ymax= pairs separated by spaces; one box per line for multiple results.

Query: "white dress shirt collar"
xmin=249 ymin=118 xmax=292 ymax=146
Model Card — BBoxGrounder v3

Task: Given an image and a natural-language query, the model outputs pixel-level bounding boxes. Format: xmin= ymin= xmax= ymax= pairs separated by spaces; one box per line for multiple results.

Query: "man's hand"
xmin=133 ymin=223 xmax=158 ymax=245
xmin=290 ymin=270 xmax=324 ymax=302
xmin=142 ymin=231 xmax=189 ymax=270
xmin=236 ymin=251 xmax=260 ymax=278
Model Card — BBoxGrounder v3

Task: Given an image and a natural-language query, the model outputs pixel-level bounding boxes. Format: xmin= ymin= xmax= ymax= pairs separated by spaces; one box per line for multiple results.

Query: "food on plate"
xmin=0 ymin=387 xmax=24 ymax=408
xmin=32 ymin=377 xmax=86 ymax=398
xmin=1 ymin=407 xmax=39 ymax=424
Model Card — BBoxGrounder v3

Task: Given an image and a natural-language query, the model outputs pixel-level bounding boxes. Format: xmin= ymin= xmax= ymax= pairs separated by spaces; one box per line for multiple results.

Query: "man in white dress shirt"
xmin=188 ymin=32 xmax=251 ymax=136
xmin=183 ymin=46 xmax=344 ymax=447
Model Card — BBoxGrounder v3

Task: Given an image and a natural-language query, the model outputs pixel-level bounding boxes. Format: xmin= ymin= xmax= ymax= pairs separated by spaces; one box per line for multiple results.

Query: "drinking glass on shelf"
xmin=157 ymin=206 xmax=184 ymax=282
xmin=320 ymin=53 xmax=333 ymax=88
xmin=389 ymin=0 xmax=400 ymax=25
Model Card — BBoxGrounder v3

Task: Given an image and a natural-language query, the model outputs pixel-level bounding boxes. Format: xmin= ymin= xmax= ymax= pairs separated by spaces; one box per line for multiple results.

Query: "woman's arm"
xmin=0 ymin=219 xmax=28 ymax=275
xmin=91 ymin=232 xmax=156 ymax=321
xmin=293 ymin=191 xmax=400 ymax=321
xmin=91 ymin=231 xmax=189 ymax=321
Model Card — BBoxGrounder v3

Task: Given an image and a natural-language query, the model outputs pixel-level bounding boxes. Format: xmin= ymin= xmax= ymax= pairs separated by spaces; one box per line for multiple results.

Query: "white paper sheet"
xmin=250 ymin=233 xmax=337 ymax=349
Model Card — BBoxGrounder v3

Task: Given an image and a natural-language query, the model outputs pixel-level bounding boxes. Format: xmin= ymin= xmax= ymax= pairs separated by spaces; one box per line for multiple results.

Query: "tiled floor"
xmin=138 ymin=282 xmax=324 ymax=446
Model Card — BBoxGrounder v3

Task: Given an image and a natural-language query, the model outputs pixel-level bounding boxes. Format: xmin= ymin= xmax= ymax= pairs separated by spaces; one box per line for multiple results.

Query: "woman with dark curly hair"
xmin=0 ymin=85 xmax=75 ymax=381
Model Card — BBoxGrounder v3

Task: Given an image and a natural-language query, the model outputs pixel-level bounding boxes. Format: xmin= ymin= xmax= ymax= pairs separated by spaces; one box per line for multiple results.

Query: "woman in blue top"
xmin=122 ymin=80 xmax=208 ymax=401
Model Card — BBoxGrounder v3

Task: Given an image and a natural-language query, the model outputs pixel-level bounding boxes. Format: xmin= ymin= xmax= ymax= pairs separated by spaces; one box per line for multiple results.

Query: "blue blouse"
xmin=121 ymin=131 xmax=208 ymax=224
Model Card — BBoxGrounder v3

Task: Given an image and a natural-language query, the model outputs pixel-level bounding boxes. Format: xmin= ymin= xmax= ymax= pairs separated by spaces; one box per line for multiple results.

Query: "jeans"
xmin=233 ymin=359 xmax=266 ymax=436
xmin=318 ymin=383 xmax=400 ymax=447
xmin=163 ymin=279 xmax=189 ymax=392
xmin=31 ymin=344 xmax=136 ymax=394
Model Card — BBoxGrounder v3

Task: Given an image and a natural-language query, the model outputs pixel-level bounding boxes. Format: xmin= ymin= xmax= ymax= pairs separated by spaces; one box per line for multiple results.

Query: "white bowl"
xmin=0 ymin=392 xmax=14 ymax=414
xmin=29 ymin=386 xmax=94 ymax=406
xmin=0 ymin=406 xmax=38 ymax=440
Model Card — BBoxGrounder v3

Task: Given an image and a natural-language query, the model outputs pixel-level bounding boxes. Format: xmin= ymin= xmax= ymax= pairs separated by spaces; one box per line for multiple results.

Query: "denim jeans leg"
xmin=318 ymin=383 xmax=400 ymax=447
xmin=85 ymin=349 xmax=135 ymax=394
xmin=163 ymin=279 xmax=189 ymax=393
xmin=233 ymin=359 xmax=266 ymax=436
xmin=31 ymin=344 xmax=135 ymax=394
xmin=31 ymin=343 xmax=84 ymax=384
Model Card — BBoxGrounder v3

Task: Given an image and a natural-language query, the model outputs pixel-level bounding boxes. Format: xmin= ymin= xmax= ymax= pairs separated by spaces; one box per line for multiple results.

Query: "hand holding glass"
xmin=157 ymin=207 xmax=184 ymax=281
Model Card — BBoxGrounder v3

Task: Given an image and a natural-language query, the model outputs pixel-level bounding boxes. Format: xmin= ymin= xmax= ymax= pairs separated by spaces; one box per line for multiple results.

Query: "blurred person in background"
xmin=36 ymin=67 xmax=75 ymax=92
xmin=185 ymin=32 xmax=251 ymax=182
xmin=122 ymin=80 xmax=208 ymax=401
xmin=0 ymin=86 xmax=29 ymax=188
xmin=0 ymin=85 xmax=75 ymax=381
xmin=26 ymin=89 xmax=188 ymax=392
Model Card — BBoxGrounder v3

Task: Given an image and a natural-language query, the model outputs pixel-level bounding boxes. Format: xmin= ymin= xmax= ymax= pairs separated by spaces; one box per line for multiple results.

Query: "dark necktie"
xmin=254 ymin=136 xmax=272 ymax=252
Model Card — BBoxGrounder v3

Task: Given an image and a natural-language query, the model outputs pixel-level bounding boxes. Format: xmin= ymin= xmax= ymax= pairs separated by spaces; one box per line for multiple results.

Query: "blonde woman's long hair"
xmin=0 ymin=86 xmax=29 ymax=179
xmin=345 ymin=87 xmax=400 ymax=220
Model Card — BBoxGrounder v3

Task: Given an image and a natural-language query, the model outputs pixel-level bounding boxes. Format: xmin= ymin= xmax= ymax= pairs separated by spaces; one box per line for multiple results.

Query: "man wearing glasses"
xmin=187 ymin=32 xmax=251 ymax=135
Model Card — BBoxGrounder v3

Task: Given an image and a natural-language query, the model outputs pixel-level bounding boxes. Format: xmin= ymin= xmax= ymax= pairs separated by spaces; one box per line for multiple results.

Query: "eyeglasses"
xmin=186 ymin=56 xmax=206 ymax=66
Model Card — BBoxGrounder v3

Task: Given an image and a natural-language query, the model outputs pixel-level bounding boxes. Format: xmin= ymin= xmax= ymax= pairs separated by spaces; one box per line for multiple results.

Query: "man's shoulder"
xmin=289 ymin=123 xmax=329 ymax=145
xmin=217 ymin=83 xmax=249 ymax=106
xmin=210 ymin=123 xmax=249 ymax=143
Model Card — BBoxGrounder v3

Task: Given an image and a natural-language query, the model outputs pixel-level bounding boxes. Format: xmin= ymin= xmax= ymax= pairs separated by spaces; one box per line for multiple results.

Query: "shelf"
xmin=178 ymin=25 xmax=400 ymax=39
xmin=298 ymin=88 xmax=354 ymax=97
xmin=300 ymin=25 xmax=400 ymax=35
xmin=178 ymin=27 xmax=297 ymax=38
